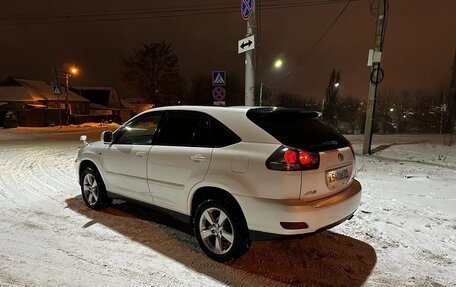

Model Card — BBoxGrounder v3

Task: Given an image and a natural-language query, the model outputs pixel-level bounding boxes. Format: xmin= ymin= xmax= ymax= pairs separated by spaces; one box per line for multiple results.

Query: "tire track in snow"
xmin=0 ymin=143 xmax=80 ymax=207
xmin=0 ymin=147 xmax=44 ymax=206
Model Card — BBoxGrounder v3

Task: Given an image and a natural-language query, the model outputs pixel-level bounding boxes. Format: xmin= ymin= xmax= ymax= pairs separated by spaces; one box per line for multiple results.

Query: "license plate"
xmin=326 ymin=168 xmax=349 ymax=189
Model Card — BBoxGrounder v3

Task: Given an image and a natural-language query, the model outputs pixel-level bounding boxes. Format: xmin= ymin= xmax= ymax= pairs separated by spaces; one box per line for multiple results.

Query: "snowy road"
xmin=0 ymin=128 xmax=455 ymax=286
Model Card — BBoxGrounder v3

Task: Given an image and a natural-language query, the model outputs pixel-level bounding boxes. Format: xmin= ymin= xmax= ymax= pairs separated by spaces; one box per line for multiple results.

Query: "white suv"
xmin=75 ymin=106 xmax=361 ymax=262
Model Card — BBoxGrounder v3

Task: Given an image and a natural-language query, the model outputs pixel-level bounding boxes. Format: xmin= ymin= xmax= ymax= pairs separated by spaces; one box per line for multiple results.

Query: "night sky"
xmin=1 ymin=0 xmax=455 ymax=101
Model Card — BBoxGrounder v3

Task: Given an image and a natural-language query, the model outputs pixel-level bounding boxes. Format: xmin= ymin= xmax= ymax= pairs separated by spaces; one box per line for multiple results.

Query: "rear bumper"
xmin=249 ymin=212 xmax=355 ymax=240
xmin=233 ymin=179 xmax=362 ymax=239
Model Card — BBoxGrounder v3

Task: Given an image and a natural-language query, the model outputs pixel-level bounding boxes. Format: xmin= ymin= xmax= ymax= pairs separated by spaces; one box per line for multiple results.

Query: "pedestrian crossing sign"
xmin=212 ymin=71 xmax=226 ymax=86
xmin=53 ymin=85 xmax=62 ymax=96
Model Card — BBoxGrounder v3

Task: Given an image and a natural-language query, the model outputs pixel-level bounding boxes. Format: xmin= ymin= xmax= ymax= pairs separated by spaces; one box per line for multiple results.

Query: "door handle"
xmin=136 ymin=151 xmax=147 ymax=157
xmin=190 ymin=154 xmax=206 ymax=162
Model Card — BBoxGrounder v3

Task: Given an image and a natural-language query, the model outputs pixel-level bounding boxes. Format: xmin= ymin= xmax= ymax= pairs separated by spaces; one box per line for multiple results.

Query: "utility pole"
xmin=65 ymin=73 xmax=70 ymax=125
xmin=259 ymin=81 xmax=264 ymax=106
xmin=363 ymin=0 xmax=388 ymax=154
xmin=244 ymin=0 xmax=256 ymax=106
xmin=53 ymin=66 xmax=62 ymax=128
xmin=446 ymin=47 xmax=456 ymax=133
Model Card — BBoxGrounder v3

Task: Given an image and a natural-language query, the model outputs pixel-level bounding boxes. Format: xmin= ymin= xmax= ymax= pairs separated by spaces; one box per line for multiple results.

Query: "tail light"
xmin=266 ymin=146 xmax=320 ymax=171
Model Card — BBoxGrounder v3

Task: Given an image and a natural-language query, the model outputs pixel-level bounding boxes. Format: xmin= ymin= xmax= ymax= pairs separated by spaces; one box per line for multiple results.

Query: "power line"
xmin=0 ymin=0 xmax=359 ymax=26
xmin=286 ymin=0 xmax=353 ymax=76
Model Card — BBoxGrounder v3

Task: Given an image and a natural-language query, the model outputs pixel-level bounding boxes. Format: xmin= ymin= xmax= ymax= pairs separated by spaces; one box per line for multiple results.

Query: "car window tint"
xmin=209 ymin=117 xmax=241 ymax=147
xmin=156 ymin=111 xmax=209 ymax=147
xmin=246 ymin=108 xmax=349 ymax=152
xmin=192 ymin=117 xmax=213 ymax=147
xmin=115 ymin=112 xmax=162 ymax=145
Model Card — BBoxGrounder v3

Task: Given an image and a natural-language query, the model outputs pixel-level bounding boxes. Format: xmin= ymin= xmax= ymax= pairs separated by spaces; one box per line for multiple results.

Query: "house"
xmin=70 ymin=86 xmax=133 ymax=123
xmin=0 ymin=77 xmax=89 ymax=127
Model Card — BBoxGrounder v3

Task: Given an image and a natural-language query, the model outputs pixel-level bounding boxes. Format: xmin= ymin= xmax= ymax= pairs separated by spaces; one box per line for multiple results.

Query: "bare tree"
xmin=121 ymin=41 xmax=182 ymax=106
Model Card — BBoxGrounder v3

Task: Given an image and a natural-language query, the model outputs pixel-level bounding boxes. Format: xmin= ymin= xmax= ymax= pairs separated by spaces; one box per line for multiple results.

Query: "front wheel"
xmin=194 ymin=199 xmax=250 ymax=262
xmin=80 ymin=167 xmax=109 ymax=209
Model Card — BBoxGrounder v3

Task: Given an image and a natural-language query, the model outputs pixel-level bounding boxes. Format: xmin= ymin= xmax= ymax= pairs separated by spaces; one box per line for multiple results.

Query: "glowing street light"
xmin=53 ymin=64 xmax=81 ymax=126
xmin=64 ymin=65 xmax=80 ymax=125
xmin=334 ymin=82 xmax=340 ymax=88
xmin=70 ymin=66 xmax=79 ymax=76
xmin=274 ymin=59 xmax=283 ymax=69
xmin=259 ymin=58 xmax=285 ymax=106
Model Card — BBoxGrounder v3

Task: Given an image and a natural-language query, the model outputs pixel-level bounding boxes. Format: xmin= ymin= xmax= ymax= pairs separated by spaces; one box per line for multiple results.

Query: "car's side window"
xmin=209 ymin=116 xmax=241 ymax=147
xmin=192 ymin=116 xmax=213 ymax=147
xmin=114 ymin=112 xmax=162 ymax=145
xmin=155 ymin=111 xmax=212 ymax=147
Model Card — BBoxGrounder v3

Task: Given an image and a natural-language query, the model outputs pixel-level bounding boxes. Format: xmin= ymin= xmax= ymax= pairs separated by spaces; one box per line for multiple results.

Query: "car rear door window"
xmin=155 ymin=111 xmax=212 ymax=147
xmin=192 ymin=117 xmax=213 ymax=147
xmin=114 ymin=112 xmax=162 ymax=145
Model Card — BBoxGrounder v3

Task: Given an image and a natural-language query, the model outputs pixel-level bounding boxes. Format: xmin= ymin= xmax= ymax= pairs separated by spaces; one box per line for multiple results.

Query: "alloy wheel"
xmin=198 ymin=207 xmax=234 ymax=255
xmin=83 ymin=173 xmax=99 ymax=206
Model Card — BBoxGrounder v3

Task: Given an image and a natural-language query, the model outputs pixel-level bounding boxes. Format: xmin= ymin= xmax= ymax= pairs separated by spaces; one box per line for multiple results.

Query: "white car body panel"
xmin=300 ymin=146 xmax=355 ymax=201
xmin=199 ymin=142 xmax=302 ymax=199
xmin=76 ymin=106 xmax=362 ymax=237
xmin=233 ymin=180 xmax=361 ymax=234
xmin=102 ymin=144 xmax=153 ymax=203
xmin=147 ymin=145 xmax=212 ymax=213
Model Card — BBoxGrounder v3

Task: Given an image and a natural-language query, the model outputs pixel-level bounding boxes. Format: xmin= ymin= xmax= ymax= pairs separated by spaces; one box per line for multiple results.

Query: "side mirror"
xmin=101 ymin=131 xmax=113 ymax=143
xmin=80 ymin=135 xmax=88 ymax=145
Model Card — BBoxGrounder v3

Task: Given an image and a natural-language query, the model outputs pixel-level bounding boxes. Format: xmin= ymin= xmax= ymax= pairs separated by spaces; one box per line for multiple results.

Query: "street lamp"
xmin=64 ymin=66 xmax=79 ymax=125
xmin=260 ymin=58 xmax=284 ymax=106
xmin=53 ymin=65 xmax=79 ymax=126
xmin=334 ymin=82 xmax=340 ymax=88
xmin=70 ymin=66 xmax=79 ymax=76
xmin=274 ymin=59 xmax=283 ymax=69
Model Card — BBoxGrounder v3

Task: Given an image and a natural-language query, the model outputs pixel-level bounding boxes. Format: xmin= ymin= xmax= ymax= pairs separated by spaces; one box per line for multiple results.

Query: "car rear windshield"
xmin=246 ymin=108 xmax=350 ymax=152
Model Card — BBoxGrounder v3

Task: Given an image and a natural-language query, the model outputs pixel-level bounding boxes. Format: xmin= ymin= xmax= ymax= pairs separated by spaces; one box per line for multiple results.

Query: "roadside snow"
xmin=0 ymin=129 xmax=455 ymax=286
xmin=341 ymin=135 xmax=456 ymax=286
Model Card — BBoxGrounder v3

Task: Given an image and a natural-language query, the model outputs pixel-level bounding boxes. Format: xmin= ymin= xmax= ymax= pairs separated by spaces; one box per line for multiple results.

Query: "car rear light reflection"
xmin=266 ymin=146 xmax=320 ymax=171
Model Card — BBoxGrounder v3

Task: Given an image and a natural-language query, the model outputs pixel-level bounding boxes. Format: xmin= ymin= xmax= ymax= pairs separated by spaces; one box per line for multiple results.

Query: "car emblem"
xmin=338 ymin=153 xmax=344 ymax=161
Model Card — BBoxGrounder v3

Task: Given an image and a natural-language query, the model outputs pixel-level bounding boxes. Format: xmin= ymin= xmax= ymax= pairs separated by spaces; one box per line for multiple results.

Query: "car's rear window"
xmin=246 ymin=108 xmax=349 ymax=152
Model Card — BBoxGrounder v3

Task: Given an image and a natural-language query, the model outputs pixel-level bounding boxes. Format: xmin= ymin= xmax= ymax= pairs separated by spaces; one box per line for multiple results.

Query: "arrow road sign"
xmin=241 ymin=40 xmax=253 ymax=49
xmin=238 ymin=35 xmax=255 ymax=54
xmin=241 ymin=0 xmax=254 ymax=20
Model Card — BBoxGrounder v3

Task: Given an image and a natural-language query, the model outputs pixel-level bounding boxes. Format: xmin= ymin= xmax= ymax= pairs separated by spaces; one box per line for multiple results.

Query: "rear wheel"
xmin=194 ymin=199 xmax=250 ymax=262
xmin=80 ymin=167 xmax=109 ymax=209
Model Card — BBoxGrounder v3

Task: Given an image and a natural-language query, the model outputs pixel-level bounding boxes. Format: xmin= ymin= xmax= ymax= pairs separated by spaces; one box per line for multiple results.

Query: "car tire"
xmin=80 ymin=167 xmax=110 ymax=210
xmin=194 ymin=199 xmax=251 ymax=262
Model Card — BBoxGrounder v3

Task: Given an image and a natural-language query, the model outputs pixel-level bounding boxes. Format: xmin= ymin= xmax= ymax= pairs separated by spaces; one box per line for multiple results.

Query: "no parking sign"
xmin=212 ymin=87 xmax=226 ymax=106
xmin=212 ymin=87 xmax=226 ymax=101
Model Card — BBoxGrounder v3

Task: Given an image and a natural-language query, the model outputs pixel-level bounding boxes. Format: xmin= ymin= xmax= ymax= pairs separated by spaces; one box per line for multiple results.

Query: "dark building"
xmin=70 ymin=86 xmax=133 ymax=123
xmin=0 ymin=77 xmax=89 ymax=127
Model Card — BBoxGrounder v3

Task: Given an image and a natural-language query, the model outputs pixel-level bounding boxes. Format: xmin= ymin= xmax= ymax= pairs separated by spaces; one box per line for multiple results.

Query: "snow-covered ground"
xmin=0 ymin=128 xmax=455 ymax=286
